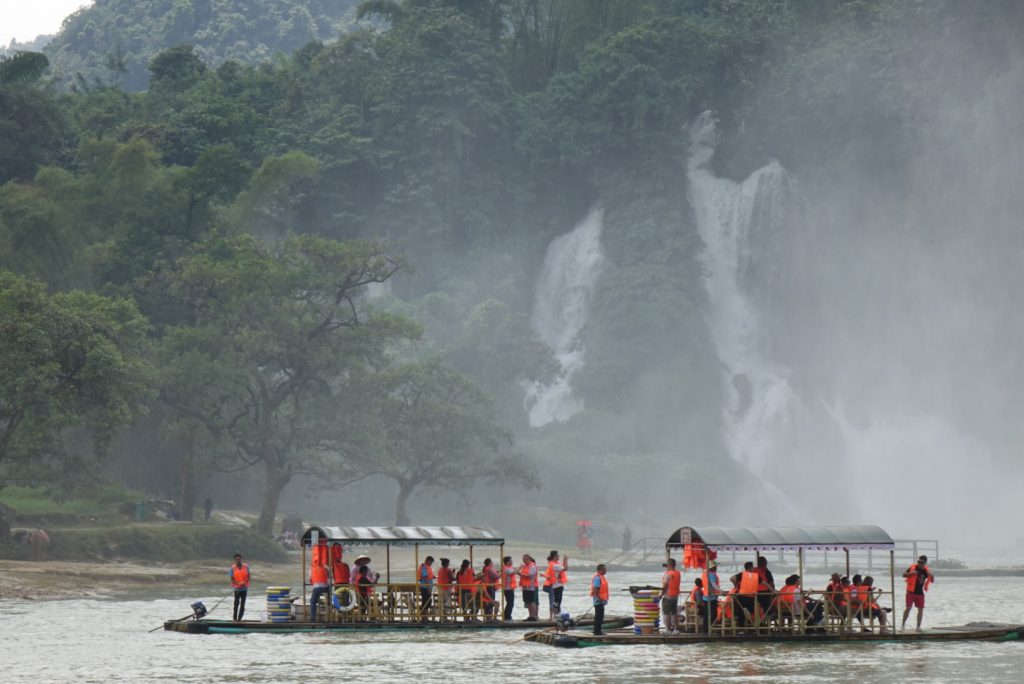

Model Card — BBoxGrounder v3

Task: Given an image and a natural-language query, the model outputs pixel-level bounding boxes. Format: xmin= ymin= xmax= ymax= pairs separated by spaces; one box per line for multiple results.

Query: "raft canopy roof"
xmin=666 ymin=526 xmax=895 ymax=552
xmin=301 ymin=525 xmax=504 ymax=547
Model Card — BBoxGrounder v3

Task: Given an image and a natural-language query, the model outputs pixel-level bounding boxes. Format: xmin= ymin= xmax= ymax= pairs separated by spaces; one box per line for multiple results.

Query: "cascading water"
xmin=688 ymin=112 xmax=803 ymax=515
xmin=525 ymin=208 xmax=607 ymax=427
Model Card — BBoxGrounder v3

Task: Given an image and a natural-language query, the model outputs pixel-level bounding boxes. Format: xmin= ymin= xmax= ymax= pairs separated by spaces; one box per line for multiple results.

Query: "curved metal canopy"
xmin=301 ymin=525 xmax=504 ymax=547
xmin=666 ymin=525 xmax=894 ymax=551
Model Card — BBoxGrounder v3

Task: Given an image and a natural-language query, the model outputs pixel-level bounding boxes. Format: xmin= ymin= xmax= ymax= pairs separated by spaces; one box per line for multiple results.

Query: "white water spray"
xmin=688 ymin=112 xmax=802 ymax=514
xmin=525 ymin=208 xmax=607 ymax=427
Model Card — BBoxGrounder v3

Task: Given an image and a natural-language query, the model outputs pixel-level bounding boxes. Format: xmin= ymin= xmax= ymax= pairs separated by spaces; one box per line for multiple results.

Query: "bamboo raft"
xmin=525 ymin=622 xmax=1024 ymax=647
xmin=165 ymin=615 xmax=634 ymax=635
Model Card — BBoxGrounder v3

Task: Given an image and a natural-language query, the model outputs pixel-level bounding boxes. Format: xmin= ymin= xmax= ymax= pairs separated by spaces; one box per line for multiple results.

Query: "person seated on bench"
xmin=779 ymin=574 xmax=825 ymax=628
xmin=861 ymin=576 xmax=890 ymax=633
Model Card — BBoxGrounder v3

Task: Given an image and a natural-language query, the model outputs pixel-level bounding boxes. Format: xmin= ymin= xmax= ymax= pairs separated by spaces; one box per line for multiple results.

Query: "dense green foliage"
xmin=45 ymin=0 xmax=363 ymax=91
xmin=3 ymin=0 xmax=1024 ymax=533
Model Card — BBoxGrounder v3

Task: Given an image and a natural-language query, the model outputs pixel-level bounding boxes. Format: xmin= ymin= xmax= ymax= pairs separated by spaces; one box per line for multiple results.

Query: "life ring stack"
xmin=265 ymin=586 xmax=292 ymax=623
xmin=630 ymin=587 xmax=661 ymax=634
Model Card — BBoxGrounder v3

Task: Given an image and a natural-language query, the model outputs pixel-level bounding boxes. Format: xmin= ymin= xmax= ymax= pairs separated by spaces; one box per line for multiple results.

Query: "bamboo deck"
xmin=524 ymin=622 xmax=1024 ymax=647
xmin=164 ymin=615 xmax=634 ymax=635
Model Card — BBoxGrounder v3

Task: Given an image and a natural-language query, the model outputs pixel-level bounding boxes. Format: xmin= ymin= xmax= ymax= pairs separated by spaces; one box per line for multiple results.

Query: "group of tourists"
xmin=415 ymin=550 xmax=571 ymax=623
xmin=660 ymin=554 xmax=936 ymax=634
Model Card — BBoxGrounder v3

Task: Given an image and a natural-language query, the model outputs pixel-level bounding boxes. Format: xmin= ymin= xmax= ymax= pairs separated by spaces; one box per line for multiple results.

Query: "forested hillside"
xmin=45 ymin=0 xmax=363 ymax=91
xmin=3 ymin=0 xmax=1024 ymax=542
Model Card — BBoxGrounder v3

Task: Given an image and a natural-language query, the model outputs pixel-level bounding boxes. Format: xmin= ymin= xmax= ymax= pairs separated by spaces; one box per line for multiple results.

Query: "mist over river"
xmin=3 ymin=572 xmax=1023 ymax=683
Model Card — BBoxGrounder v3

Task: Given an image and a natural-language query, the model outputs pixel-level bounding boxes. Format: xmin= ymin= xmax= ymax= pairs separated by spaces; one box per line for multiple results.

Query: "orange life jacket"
xmin=723 ymin=588 xmax=737 ymax=618
xmin=457 ymin=568 xmax=476 ymax=590
xmin=418 ymin=563 xmax=434 ymax=586
xmin=544 ymin=560 xmax=567 ymax=587
xmin=756 ymin=566 xmax=772 ymax=591
xmin=591 ymin=574 xmax=609 ymax=602
xmin=438 ymin=567 xmax=453 ymax=589
xmin=779 ymin=584 xmax=798 ymax=606
xmin=905 ymin=564 xmax=933 ymax=593
xmin=688 ymin=585 xmax=702 ymax=603
xmin=739 ymin=571 xmax=760 ymax=595
xmin=503 ymin=565 xmax=518 ymax=590
xmin=859 ymin=585 xmax=878 ymax=610
xmin=332 ymin=561 xmax=350 ymax=585
xmin=519 ymin=562 xmax=537 ymax=588
xmin=310 ymin=563 xmax=329 ymax=586
xmin=231 ymin=563 xmax=250 ymax=589
xmin=662 ymin=569 xmax=681 ymax=598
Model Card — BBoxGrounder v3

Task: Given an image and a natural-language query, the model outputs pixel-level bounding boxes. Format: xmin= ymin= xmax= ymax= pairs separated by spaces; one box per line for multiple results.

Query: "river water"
xmin=2 ymin=571 xmax=1022 ymax=682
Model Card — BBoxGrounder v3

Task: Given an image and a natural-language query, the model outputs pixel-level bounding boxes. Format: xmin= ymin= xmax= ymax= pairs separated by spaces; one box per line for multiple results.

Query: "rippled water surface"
xmin=3 ymin=572 xmax=1022 ymax=682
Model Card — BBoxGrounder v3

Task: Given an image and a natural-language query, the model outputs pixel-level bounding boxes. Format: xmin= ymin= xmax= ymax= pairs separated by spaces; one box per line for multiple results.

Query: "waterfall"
xmin=525 ymin=208 xmax=607 ymax=427
xmin=688 ymin=112 xmax=803 ymax=513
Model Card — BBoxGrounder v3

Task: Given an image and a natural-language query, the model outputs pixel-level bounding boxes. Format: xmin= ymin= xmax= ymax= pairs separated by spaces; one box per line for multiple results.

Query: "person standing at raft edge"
xmin=501 ymin=556 xmax=518 ymax=621
xmin=519 ymin=554 xmax=539 ymax=621
xmin=230 ymin=553 xmax=251 ymax=621
xmin=661 ymin=558 xmax=682 ymax=634
xmin=591 ymin=564 xmax=609 ymax=635
xmin=418 ymin=555 xmax=435 ymax=621
xmin=902 ymin=554 xmax=935 ymax=631
xmin=309 ymin=556 xmax=329 ymax=622
xmin=543 ymin=550 xmax=569 ymax=619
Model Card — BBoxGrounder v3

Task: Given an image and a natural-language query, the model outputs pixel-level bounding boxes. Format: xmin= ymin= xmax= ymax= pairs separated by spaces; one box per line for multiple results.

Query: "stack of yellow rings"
xmin=265 ymin=586 xmax=291 ymax=623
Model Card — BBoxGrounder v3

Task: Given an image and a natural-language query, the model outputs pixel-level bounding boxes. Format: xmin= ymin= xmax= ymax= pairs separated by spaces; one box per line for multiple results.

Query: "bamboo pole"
xmin=798 ymin=547 xmax=805 ymax=635
xmin=414 ymin=543 xmax=419 ymax=621
xmin=302 ymin=540 xmax=307 ymax=621
xmin=890 ymin=548 xmax=896 ymax=629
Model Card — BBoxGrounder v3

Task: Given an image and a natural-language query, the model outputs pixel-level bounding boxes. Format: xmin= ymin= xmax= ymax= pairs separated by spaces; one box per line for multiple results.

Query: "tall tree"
xmin=157 ymin=233 xmax=419 ymax=534
xmin=0 ymin=270 xmax=150 ymax=485
xmin=372 ymin=358 xmax=539 ymax=525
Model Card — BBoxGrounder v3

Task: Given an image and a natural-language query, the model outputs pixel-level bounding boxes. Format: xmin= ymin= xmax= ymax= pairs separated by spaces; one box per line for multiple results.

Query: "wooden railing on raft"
xmin=298 ymin=582 xmax=508 ymax=623
xmin=677 ymin=588 xmax=894 ymax=636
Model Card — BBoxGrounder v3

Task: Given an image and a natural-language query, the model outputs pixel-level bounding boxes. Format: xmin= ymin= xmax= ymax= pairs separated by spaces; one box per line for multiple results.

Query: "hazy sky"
xmin=1 ymin=0 xmax=93 ymax=46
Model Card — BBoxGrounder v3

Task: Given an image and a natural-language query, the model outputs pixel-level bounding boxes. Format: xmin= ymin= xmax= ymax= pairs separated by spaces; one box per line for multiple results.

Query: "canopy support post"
xmin=414 ymin=543 xmax=419 ymax=621
xmin=889 ymin=548 xmax=896 ymax=621
xmin=302 ymin=542 xmax=307 ymax=620
xmin=500 ymin=543 xmax=505 ymax=621
xmin=798 ymin=547 xmax=805 ymax=635
xmin=845 ymin=548 xmax=850 ymax=578
xmin=386 ymin=544 xmax=391 ymax=584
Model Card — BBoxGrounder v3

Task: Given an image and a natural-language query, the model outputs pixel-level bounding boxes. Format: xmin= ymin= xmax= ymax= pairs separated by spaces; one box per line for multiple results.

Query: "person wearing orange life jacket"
xmin=661 ymin=557 xmax=682 ymax=634
xmin=330 ymin=543 xmax=350 ymax=586
xmin=230 ymin=553 xmax=251 ymax=621
xmin=755 ymin=556 xmax=776 ymax=617
xmin=901 ymin=554 xmax=935 ymax=631
xmin=543 ymin=550 xmax=568 ymax=619
xmin=848 ymin=574 xmax=866 ymax=628
xmin=721 ymin=575 xmax=740 ymax=621
xmin=732 ymin=561 xmax=761 ymax=626
xmin=418 ymin=556 xmax=435 ymax=622
xmin=456 ymin=559 xmax=477 ymax=621
xmin=309 ymin=557 xmax=330 ymax=622
xmin=861 ymin=576 xmax=889 ymax=632
xmin=437 ymin=558 xmax=454 ymax=616
xmin=700 ymin=561 xmax=721 ymax=633
xmin=519 ymin=554 xmax=539 ymax=621
xmin=501 ymin=556 xmax=518 ymax=621
xmin=480 ymin=558 xmax=500 ymax=621
xmin=590 ymin=564 xmax=609 ymax=636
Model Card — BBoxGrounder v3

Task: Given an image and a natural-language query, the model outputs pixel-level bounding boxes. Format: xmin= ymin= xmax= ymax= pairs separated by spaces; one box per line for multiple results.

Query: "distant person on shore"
xmin=590 ymin=564 xmax=609 ymax=635
xmin=28 ymin=529 xmax=49 ymax=561
xmin=519 ymin=554 xmax=539 ymax=621
xmin=309 ymin=556 xmax=329 ymax=621
xmin=622 ymin=526 xmax=632 ymax=553
xmin=203 ymin=495 xmax=213 ymax=521
xmin=543 ymin=550 xmax=568 ymax=619
xmin=230 ymin=553 xmax=251 ymax=621
xmin=902 ymin=555 xmax=935 ymax=631
xmin=661 ymin=557 xmax=682 ymax=633
xmin=501 ymin=556 xmax=517 ymax=621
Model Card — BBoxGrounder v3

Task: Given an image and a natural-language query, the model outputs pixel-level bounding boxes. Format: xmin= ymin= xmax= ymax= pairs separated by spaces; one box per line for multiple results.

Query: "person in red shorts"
xmin=901 ymin=554 xmax=935 ymax=631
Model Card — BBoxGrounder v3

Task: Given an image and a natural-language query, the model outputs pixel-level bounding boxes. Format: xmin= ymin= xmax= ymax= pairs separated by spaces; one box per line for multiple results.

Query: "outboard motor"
xmin=190 ymin=601 xmax=208 ymax=621
xmin=556 ymin=610 xmax=572 ymax=632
